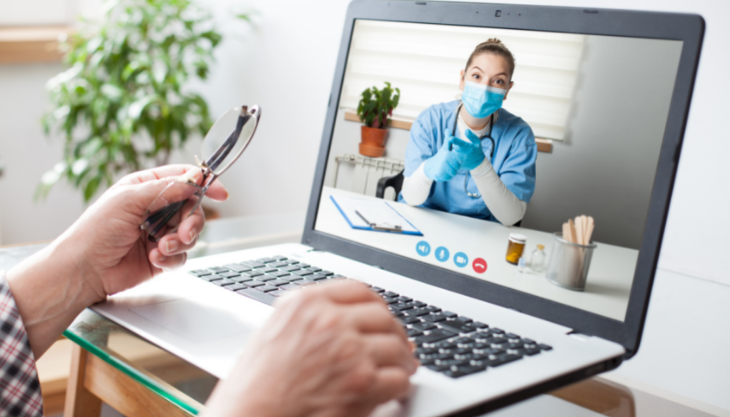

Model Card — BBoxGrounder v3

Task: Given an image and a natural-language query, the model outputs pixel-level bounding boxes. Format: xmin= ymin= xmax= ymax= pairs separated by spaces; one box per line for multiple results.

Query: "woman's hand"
xmin=7 ymin=164 xmax=227 ymax=357
xmin=203 ymin=280 xmax=418 ymax=417
xmin=423 ymin=135 xmax=467 ymax=182
xmin=452 ymin=129 xmax=486 ymax=171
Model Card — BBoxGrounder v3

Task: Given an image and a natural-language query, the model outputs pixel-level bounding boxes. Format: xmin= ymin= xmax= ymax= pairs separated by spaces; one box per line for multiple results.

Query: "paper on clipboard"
xmin=330 ymin=196 xmax=423 ymax=236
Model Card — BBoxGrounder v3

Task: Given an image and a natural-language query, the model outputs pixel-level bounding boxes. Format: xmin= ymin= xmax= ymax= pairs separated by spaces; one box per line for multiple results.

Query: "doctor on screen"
xmin=399 ymin=39 xmax=537 ymax=226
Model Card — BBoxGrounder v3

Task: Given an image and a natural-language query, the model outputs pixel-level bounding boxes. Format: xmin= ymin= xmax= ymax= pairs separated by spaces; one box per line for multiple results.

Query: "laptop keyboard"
xmin=189 ymin=255 xmax=553 ymax=379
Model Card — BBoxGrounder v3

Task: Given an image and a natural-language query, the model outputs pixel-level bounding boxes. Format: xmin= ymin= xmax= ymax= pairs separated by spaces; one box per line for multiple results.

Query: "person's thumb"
xmin=465 ymin=129 xmax=481 ymax=145
xmin=126 ymin=173 xmax=199 ymax=217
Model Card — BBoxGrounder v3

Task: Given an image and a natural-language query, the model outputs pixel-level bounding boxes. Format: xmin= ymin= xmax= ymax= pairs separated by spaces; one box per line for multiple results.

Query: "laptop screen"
xmin=315 ymin=20 xmax=683 ymax=322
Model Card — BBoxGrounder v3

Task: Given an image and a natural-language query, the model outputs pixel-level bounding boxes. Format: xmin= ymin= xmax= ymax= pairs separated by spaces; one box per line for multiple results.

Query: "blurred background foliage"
xmin=40 ymin=0 xmax=248 ymax=202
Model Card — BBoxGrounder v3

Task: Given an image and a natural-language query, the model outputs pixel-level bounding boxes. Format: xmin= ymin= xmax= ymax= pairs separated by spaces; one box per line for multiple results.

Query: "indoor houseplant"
xmin=39 ymin=0 xmax=230 ymax=202
xmin=356 ymin=81 xmax=400 ymax=158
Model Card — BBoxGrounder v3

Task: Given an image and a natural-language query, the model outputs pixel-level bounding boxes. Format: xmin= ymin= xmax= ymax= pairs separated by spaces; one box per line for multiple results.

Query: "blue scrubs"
xmin=398 ymin=100 xmax=537 ymax=222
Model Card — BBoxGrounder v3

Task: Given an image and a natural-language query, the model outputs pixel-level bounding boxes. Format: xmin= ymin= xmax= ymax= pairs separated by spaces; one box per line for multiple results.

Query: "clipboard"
xmin=330 ymin=195 xmax=423 ymax=236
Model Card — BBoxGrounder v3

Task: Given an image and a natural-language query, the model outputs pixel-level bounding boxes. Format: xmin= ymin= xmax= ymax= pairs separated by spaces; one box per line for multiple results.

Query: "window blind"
xmin=340 ymin=20 xmax=585 ymax=141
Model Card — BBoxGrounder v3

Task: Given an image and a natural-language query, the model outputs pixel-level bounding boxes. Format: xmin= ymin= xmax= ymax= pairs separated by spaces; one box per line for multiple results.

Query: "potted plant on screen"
xmin=356 ymin=82 xmax=400 ymax=158
xmin=39 ymin=0 xmax=249 ymax=203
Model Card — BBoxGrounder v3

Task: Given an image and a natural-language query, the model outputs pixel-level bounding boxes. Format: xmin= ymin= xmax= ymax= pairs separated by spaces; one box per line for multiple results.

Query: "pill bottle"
xmin=505 ymin=233 xmax=527 ymax=265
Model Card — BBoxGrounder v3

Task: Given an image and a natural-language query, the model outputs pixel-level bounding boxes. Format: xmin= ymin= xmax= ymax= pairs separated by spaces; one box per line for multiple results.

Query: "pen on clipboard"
xmin=355 ymin=210 xmax=403 ymax=233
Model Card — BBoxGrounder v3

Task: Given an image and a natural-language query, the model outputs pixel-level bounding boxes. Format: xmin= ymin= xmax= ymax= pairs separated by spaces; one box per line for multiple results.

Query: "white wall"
xmin=0 ymin=0 xmax=728 ymax=412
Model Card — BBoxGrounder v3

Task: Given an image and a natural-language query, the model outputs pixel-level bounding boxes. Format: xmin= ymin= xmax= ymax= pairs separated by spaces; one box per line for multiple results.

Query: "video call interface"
xmin=314 ymin=20 xmax=683 ymax=321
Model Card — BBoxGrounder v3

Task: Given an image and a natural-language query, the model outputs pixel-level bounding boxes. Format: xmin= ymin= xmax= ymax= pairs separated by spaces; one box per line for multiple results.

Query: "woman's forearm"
xmin=5 ymin=231 xmax=105 ymax=358
xmin=400 ymin=162 xmax=433 ymax=206
xmin=471 ymin=159 xmax=527 ymax=226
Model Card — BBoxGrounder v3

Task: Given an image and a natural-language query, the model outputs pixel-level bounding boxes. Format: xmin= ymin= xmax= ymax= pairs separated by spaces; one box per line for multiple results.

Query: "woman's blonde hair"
xmin=464 ymin=38 xmax=515 ymax=80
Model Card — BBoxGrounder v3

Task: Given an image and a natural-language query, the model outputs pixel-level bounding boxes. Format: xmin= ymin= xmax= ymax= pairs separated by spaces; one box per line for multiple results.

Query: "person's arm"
xmin=6 ymin=165 xmax=227 ymax=358
xmin=202 ymin=280 xmax=417 ymax=417
xmin=470 ymin=159 xmax=527 ymax=226
xmin=401 ymin=162 xmax=433 ymax=206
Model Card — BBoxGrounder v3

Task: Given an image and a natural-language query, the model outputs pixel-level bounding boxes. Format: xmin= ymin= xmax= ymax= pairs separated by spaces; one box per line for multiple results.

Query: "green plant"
xmin=356 ymin=82 xmax=400 ymax=129
xmin=40 ymin=0 xmax=236 ymax=202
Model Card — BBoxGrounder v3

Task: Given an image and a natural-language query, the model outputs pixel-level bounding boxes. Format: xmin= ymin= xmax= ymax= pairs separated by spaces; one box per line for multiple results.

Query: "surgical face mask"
xmin=461 ymin=80 xmax=507 ymax=119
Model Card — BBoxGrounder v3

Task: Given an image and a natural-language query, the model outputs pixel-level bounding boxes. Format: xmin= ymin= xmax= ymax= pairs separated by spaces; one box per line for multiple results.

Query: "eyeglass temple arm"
xmin=206 ymin=113 xmax=248 ymax=172
xmin=142 ymin=199 xmax=186 ymax=240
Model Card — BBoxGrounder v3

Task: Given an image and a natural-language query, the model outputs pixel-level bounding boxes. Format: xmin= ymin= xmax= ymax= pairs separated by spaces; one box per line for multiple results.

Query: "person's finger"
xmin=149 ymin=248 xmax=187 ymax=270
xmin=344 ymin=303 xmax=407 ymax=339
xmin=157 ymin=233 xmax=197 ymax=256
xmin=175 ymin=207 xmax=205 ymax=246
xmin=364 ymin=334 xmax=416 ymax=370
xmin=464 ymin=128 xmax=481 ymax=145
xmin=365 ymin=366 xmax=413 ymax=405
xmin=311 ymin=280 xmax=385 ymax=306
xmin=204 ymin=178 xmax=228 ymax=202
xmin=116 ymin=164 xmax=201 ymax=186
xmin=450 ymin=137 xmax=473 ymax=152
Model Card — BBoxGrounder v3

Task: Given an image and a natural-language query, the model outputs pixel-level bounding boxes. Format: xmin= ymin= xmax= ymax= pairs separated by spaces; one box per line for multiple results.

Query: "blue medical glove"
xmin=451 ymin=129 xmax=486 ymax=171
xmin=423 ymin=136 xmax=465 ymax=182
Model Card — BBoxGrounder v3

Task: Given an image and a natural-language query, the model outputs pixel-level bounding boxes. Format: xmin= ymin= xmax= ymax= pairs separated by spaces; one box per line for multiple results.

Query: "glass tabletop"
xmin=64 ymin=309 xmax=216 ymax=414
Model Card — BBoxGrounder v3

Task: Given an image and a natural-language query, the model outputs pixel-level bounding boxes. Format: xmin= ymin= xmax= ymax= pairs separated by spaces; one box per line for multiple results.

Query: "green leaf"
xmin=84 ymin=175 xmax=102 ymax=202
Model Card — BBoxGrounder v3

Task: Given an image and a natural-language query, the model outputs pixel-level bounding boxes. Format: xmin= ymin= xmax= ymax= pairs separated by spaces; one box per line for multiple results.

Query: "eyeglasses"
xmin=140 ymin=105 xmax=261 ymax=241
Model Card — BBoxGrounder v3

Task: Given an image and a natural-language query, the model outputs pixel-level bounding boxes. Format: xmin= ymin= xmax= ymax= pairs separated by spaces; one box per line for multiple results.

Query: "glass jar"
xmin=531 ymin=244 xmax=547 ymax=274
xmin=505 ymin=233 xmax=526 ymax=265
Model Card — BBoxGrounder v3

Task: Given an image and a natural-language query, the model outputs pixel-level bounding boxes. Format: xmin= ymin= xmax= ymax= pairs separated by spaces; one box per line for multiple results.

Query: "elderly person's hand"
xmin=203 ymin=280 xmax=418 ymax=417
xmin=7 ymin=164 xmax=227 ymax=357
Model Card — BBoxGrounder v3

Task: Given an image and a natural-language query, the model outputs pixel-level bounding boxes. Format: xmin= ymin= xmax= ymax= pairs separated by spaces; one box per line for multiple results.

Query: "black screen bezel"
xmin=302 ymin=0 xmax=704 ymax=357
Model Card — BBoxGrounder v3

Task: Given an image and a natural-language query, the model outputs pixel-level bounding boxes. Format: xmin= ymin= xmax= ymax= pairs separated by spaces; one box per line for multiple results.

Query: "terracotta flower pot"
xmin=359 ymin=143 xmax=386 ymax=158
xmin=361 ymin=126 xmax=388 ymax=147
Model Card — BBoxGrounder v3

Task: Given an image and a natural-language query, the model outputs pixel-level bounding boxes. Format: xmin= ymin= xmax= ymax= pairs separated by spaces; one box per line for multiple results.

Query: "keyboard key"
xmin=269 ymin=262 xmax=289 ymax=268
xmin=224 ymin=264 xmax=252 ymax=272
xmin=207 ymin=267 xmax=229 ymax=273
xmin=410 ymin=322 xmax=437 ymax=331
xmin=272 ymin=255 xmax=288 ymax=261
xmin=383 ymin=297 xmax=399 ymax=304
xmin=426 ymin=306 xmax=442 ymax=313
xmin=256 ymin=285 xmax=278 ymax=293
xmin=217 ymin=279 xmax=237 ymax=286
xmin=218 ymin=271 xmax=241 ymax=279
xmin=232 ymin=276 xmax=253 ymax=283
xmin=242 ymin=271 xmax=264 ymax=278
xmin=391 ymin=303 xmax=415 ymax=311
xmin=319 ymin=270 xmax=334 ymax=276
xmin=269 ymin=279 xmax=290 ymax=286
xmin=309 ymin=274 xmax=328 ymax=281
xmin=487 ymin=353 xmax=522 ymax=367
xmin=538 ymin=344 xmax=553 ymax=351
xmin=444 ymin=364 xmax=487 ymax=378
xmin=189 ymin=269 xmax=212 ymax=277
xmin=297 ymin=270 xmax=314 ymax=276
xmin=407 ymin=329 xmax=424 ymax=338
xmin=257 ymin=257 xmax=278 ymax=263
xmin=201 ymin=274 xmax=225 ymax=282
xmin=269 ymin=271 xmax=290 ymax=278
xmin=441 ymin=311 xmax=457 ymax=318
xmin=256 ymin=275 xmax=277 ymax=282
xmin=403 ymin=308 xmax=430 ymax=317
xmin=439 ymin=320 xmax=477 ymax=334
xmin=236 ymin=288 xmax=276 ymax=305
xmin=422 ymin=314 xmax=447 ymax=323
xmin=280 ymin=284 xmax=300 ymax=291
xmin=398 ymin=316 xmax=421 ymax=325
xmin=246 ymin=281 xmax=265 ymax=288
xmin=256 ymin=267 xmax=278 ymax=273
xmin=413 ymin=301 xmax=426 ymax=308
xmin=415 ymin=329 xmax=457 ymax=345
xmin=243 ymin=261 xmax=266 ymax=268
xmin=397 ymin=296 xmax=413 ymax=303
xmin=383 ymin=291 xmax=399 ymax=298
xmin=371 ymin=287 xmax=385 ymax=293
xmin=226 ymin=283 xmax=249 ymax=291
xmin=297 ymin=264 xmax=310 ymax=269
xmin=281 ymin=266 xmax=302 ymax=272
xmin=307 ymin=267 xmax=322 ymax=272
xmin=524 ymin=347 xmax=541 ymax=356
xmin=284 ymin=275 xmax=304 ymax=282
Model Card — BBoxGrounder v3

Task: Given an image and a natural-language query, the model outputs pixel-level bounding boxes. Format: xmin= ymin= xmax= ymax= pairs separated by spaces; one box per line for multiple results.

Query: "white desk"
xmin=315 ymin=186 xmax=636 ymax=321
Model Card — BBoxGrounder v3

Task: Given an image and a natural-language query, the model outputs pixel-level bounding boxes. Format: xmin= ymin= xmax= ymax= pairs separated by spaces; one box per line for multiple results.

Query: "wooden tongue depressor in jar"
xmin=563 ymin=216 xmax=595 ymax=245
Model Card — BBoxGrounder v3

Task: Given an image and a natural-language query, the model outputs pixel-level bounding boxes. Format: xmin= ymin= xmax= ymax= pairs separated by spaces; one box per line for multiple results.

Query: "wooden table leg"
xmin=63 ymin=344 xmax=102 ymax=417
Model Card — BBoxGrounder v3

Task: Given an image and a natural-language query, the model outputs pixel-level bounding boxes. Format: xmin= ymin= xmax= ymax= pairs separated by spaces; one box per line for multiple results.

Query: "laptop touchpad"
xmin=131 ymin=298 xmax=254 ymax=342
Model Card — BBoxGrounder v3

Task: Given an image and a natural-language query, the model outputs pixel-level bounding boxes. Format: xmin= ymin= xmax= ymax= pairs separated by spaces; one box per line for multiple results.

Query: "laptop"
xmin=93 ymin=2 xmax=704 ymax=416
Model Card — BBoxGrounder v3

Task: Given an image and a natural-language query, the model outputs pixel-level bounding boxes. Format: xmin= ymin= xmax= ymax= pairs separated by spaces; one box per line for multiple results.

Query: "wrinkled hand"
xmin=451 ymin=129 xmax=486 ymax=171
xmin=423 ymin=134 xmax=467 ymax=182
xmin=62 ymin=164 xmax=228 ymax=300
xmin=203 ymin=280 xmax=418 ymax=417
